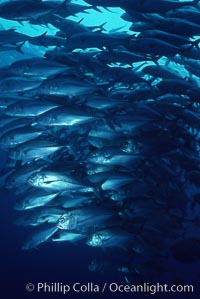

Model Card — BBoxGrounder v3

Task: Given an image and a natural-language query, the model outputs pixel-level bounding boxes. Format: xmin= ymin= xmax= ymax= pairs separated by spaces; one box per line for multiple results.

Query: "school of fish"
xmin=0 ymin=0 xmax=200 ymax=282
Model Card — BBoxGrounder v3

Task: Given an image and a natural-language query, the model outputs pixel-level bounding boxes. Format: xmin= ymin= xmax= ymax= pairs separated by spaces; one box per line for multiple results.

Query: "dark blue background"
xmin=0 ymin=185 xmax=199 ymax=299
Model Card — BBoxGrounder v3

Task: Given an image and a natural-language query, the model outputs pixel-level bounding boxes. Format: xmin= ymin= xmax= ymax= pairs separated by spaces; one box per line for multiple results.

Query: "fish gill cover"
xmin=0 ymin=0 xmax=200 ymax=287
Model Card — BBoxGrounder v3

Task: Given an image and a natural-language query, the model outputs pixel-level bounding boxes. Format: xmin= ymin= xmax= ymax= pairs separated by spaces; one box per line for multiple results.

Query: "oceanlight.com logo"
xmin=25 ymin=282 xmax=194 ymax=295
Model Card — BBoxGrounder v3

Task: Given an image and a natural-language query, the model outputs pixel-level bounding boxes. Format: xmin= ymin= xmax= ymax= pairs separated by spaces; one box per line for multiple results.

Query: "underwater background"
xmin=0 ymin=0 xmax=200 ymax=298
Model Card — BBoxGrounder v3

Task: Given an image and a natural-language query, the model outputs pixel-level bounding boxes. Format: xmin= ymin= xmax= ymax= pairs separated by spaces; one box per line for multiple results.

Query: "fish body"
xmin=0 ymin=126 xmax=43 ymax=148
xmin=27 ymin=171 xmax=94 ymax=192
xmin=51 ymin=231 xmax=86 ymax=243
xmin=57 ymin=207 xmax=115 ymax=232
xmin=87 ymin=147 xmax=140 ymax=167
xmin=0 ymin=0 xmax=199 ymax=282
xmin=9 ymin=58 xmax=68 ymax=78
xmin=15 ymin=189 xmax=59 ymax=210
xmin=4 ymin=101 xmax=59 ymax=117
xmin=36 ymin=106 xmax=98 ymax=126
xmin=9 ymin=139 xmax=64 ymax=163
xmin=87 ymin=172 xmax=134 ymax=191
xmin=38 ymin=79 xmax=97 ymax=97
xmin=86 ymin=228 xmax=132 ymax=251
xmin=0 ymin=77 xmax=42 ymax=93
xmin=22 ymin=225 xmax=59 ymax=250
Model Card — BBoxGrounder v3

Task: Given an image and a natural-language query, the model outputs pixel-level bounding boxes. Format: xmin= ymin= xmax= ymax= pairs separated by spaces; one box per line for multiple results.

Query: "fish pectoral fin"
xmin=43 ymin=180 xmax=56 ymax=185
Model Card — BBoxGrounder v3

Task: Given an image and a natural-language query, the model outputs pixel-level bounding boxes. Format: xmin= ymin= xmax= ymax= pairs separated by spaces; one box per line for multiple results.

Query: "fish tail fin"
xmin=91 ymin=22 xmax=107 ymax=32
xmin=18 ymin=20 xmax=24 ymax=26
xmin=133 ymin=61 xmax=146 ymax=72
xmin=93 ymin=187 xmax=103 ymax=200
xmin=146 ymin=77 xmax=156 ymax=86
xmin=92 ymin=179 xmax=107 ymax=200
xmin=103 ymin=7 xmax=113 ymax=12
xmin=193 ymin=0 xmax=200 ymax=7
xmin=78 ymin=17 xmax=84 ymax=24
xmin=16 ymin=41 xmax=25 ymax=54
xmin=109 ymin=24 xmax=126 ymax=33
xmin=38 ymin=31 xmax=48 ymax=38
xmin=93 ymin=6 xmax=103 ymax=13
xmin=164 ymin=58 xmax=171 ymax=66
xmin=98 ymin=21 xmax=107 ymax=30
xmin=59 ymin=0 xmax=69 ymax=10
xmin=35 ymin=31 xmax=48 ymax=46
xmin=192 ymin=38 xmax=200 ymax=49
xmin=180 ymin=44 xmax=193 ymax=53
xmin=67 ymin=145 xmax=80 ymax=160
xmin=150 ymin=54 xmax=160 ymax=65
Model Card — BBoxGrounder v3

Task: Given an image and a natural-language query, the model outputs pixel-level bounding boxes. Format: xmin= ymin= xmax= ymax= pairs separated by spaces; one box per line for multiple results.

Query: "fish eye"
xmin=57 ymin=214 xmax=67 ymax=225
xmin=59 ymin=216 xmax=66 ymax=224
